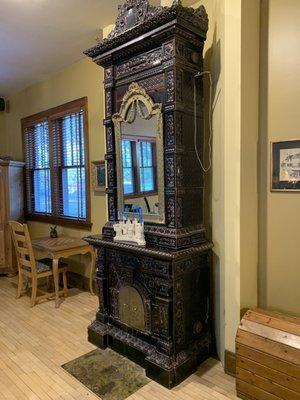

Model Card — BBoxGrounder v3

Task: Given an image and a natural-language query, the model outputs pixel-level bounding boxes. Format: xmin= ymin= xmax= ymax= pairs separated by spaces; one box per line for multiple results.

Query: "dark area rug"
xmin=62 ymin=348 xmax=150 ymax=400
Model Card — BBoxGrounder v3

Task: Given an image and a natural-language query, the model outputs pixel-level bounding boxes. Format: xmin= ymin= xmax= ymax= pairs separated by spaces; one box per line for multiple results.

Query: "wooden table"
xmin=31 ymin=236 xmax=96 ymax=307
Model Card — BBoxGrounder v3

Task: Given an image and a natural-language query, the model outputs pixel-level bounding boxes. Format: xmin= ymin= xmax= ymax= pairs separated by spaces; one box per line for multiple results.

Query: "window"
xmin=122 ymin=140 xmax=135 ymax=195
xmin=121 ymin=136 xmax=156 ymax=197
xmin=22 ymin=98 xmax=91 ymax=228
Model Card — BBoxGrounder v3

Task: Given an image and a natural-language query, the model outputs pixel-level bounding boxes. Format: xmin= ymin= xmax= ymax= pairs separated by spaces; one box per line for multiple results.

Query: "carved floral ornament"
xmin=113 ymin=82 xmax=162 ymax=126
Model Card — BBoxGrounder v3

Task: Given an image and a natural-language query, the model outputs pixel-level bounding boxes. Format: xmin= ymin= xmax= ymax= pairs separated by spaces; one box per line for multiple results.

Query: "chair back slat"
xmin=19 ymin=258 xmax=32 ymax=268
xmin=9 ymin=221 xmax=36 ymax=274
xmin=14 ymin=233 xmax=27 ymax=243
xmin=17 ymin=247 xmax=30 ymax=256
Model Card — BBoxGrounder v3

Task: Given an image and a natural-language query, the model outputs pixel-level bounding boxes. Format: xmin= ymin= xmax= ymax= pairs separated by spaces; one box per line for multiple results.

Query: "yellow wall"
xmin=194 ymin=0 xmax=226 ymax=361
xmin=240 ymin=0 xmax=260 ymax=312
xmin=223 ymin=0 xmax=243 ymax=354
xmin=2 ymin=57 xmax=105 ymax=276
xmin=259 ymin=0 xmax=300 ymax=316
xmin=192 ymin=0 xmax=260 ymax=358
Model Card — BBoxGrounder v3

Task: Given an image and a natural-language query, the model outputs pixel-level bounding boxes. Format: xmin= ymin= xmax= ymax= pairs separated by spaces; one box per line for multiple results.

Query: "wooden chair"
xmin=9 ymin=221 xmax=68 ymax=307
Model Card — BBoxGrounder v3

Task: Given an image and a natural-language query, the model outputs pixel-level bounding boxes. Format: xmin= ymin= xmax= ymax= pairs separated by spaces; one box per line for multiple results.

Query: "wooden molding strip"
xmin=224 ymin=350 xmax=236 ymax=377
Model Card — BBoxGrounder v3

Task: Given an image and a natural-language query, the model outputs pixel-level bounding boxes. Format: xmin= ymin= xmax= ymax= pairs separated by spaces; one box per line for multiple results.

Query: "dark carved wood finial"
xmin=84 ymin=0 xmax=208 ymax=58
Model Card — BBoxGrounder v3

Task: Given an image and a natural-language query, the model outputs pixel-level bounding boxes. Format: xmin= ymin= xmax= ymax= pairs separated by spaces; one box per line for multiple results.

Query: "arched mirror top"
xmin=113 ymin=82 xmax=162 ymax=122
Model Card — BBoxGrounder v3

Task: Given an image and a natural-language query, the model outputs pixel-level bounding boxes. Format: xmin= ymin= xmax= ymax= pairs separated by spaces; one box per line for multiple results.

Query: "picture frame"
xmin=91 ymin=160 xmax=106 ymax=193
xmin=271 ymin=139 xmax=300 ymax=191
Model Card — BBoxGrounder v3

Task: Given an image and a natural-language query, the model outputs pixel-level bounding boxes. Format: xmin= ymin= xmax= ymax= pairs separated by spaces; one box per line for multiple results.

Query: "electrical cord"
xmin=194 ymin=71 xmax=213 ymax=173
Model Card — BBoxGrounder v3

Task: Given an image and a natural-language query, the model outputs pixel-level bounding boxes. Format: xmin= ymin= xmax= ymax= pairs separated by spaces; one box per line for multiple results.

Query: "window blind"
xmin=24 ymin=121 xmax=52 ymax=215
xmin=52 ymin=110 xmax=86 ymax=220
xmin=138 ymin=141 xmax=155 ymax=192
xmin=22 ymin=98 xmax=90 ymax=228
xmin=122 ymin=140 xmax=135 ymax=195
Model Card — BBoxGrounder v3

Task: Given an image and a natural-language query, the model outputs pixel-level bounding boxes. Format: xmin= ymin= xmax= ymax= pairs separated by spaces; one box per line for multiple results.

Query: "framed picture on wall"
xmin=271 ymin=140 xmax=300 ymax=191
xmin=91 ymin=160 xmax=106 ymax=193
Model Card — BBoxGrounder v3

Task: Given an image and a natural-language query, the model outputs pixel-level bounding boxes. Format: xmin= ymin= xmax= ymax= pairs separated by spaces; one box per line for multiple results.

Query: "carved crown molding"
xmin=108 ymin=0 xmax=164 ymax=40
xmin=84 ymin=0 xmax=208 ymax=59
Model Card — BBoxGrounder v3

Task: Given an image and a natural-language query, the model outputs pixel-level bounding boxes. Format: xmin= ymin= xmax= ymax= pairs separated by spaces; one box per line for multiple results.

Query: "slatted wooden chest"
xmin=236 ymin=308 xmax=300 ymax=400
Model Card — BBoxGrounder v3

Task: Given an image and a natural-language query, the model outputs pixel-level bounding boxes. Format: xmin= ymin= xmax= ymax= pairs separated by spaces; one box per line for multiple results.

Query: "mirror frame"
xmin=112 ymin=82 xmax=165 ymax=223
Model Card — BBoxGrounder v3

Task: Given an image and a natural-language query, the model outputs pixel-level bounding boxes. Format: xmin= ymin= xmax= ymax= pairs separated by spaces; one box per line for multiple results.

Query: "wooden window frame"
xmin=22 ymin=97 xmax=92 ymax=229
xmin=122 ymin=135 xmax=157 ymax=199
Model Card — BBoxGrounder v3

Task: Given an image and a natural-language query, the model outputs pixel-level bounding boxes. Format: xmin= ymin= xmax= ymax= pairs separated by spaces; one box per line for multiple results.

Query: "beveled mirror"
xmin=112 ymin=82 xmax=165 ymax=223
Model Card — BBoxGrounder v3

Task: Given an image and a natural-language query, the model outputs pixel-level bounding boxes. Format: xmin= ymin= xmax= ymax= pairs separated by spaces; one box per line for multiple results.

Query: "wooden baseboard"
xmin=224 ymin=350 xmax=236 ymax=377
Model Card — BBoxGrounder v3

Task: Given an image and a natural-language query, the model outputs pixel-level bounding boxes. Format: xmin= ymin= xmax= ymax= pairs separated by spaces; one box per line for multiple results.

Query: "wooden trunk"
xmin=236 ymin=308 xmax=300 ymax=400
xmin=0 ymin=160 xmax=25 ymax=275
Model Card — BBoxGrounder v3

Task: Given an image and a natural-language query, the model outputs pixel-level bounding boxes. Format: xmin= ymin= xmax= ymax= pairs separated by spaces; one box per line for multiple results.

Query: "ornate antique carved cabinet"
xmin=0 ymin=160 xmax=24 ymax=275
xmin=84 ymin=0 xmax=212 ymax=388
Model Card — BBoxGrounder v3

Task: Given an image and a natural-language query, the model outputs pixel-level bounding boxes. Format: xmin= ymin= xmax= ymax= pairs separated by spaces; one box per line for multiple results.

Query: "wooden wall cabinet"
xmin=0 ymin=160 xmax=25 ymax=275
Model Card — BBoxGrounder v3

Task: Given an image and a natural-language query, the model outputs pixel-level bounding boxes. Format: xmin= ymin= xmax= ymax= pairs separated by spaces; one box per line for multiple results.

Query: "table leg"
xmin=52 ymin=258 xmax=60 ymax=308
xmin=89 ymin=249 xmax=96 ymax=295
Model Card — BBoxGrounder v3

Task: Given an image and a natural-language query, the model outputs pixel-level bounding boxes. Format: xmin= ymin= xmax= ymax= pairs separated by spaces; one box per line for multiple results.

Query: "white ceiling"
xmin=0 ymin=0 xmax=194 ymax=97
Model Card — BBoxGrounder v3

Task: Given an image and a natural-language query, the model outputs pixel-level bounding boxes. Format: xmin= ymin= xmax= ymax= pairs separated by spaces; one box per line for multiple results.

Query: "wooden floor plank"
xmin=0 ymin=276 xmax=238 ymax=400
